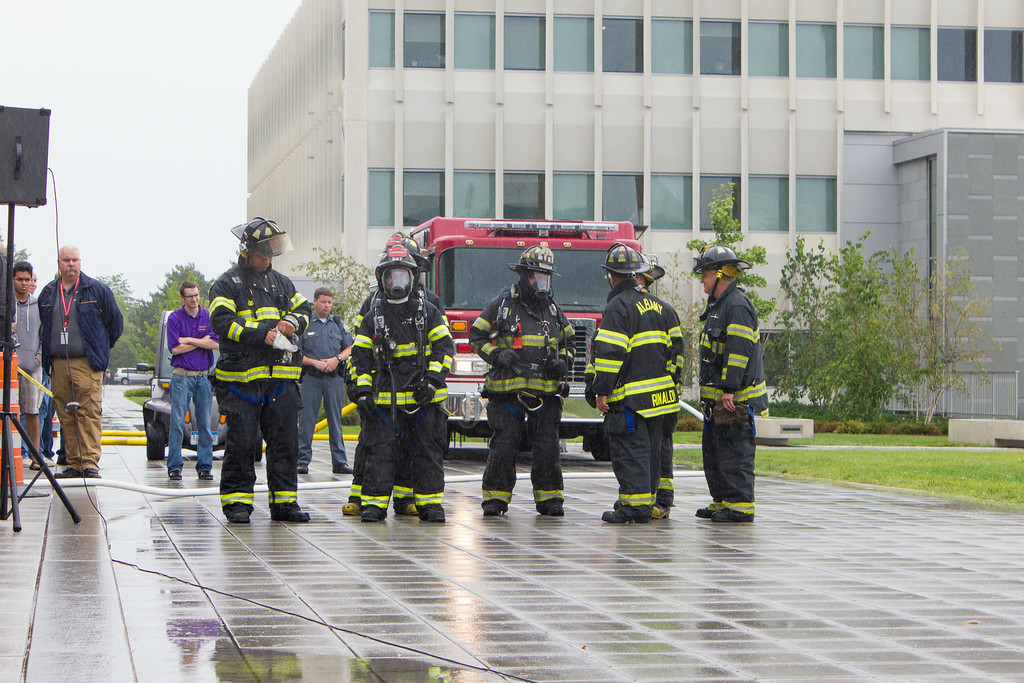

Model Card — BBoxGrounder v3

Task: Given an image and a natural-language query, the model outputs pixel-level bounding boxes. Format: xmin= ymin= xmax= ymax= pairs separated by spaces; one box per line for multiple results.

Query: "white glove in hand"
xmin=272 ymin=333 xmax=298 ymax=352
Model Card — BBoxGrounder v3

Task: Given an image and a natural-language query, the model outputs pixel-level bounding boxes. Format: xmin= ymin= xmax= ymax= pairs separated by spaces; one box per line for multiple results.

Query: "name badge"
xmin=60 ymin=331 xmax=68 ymax=345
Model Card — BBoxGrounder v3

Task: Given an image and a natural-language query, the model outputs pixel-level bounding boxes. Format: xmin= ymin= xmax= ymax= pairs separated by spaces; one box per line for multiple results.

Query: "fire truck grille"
xmin=566 ymin=317 xmax=597 ymax=383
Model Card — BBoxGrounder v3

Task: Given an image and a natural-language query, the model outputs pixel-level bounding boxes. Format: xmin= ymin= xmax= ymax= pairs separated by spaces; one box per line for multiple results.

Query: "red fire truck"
xmin=410 ymin=217 xmax=647 ymax=461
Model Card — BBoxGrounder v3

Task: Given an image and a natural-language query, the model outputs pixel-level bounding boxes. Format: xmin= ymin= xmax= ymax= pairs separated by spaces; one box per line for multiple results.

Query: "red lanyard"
xmin=59 ymin=278 xmax=80 ymax=328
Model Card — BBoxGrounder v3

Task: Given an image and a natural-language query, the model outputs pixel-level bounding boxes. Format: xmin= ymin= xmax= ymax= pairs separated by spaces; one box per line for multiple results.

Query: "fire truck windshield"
xmin=437 ymin=247 xmax=611 ymax=311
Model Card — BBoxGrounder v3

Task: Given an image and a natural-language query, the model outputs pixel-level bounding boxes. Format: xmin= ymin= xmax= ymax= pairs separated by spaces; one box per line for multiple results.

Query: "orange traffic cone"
xmin=9 ymin=352 xmax=22 ymax=486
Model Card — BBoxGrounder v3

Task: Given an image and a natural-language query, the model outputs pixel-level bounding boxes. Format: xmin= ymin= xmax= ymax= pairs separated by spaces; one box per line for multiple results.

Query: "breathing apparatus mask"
xmin=383 ymin=266 xmax=413 ymax=301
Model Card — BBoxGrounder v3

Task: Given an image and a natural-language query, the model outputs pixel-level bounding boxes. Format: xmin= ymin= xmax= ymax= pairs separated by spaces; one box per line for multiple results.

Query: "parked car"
xmin=142 ymin=312 xmax=228 ymax=461
xmin=113 ymin=366 xmax=154 ymax=385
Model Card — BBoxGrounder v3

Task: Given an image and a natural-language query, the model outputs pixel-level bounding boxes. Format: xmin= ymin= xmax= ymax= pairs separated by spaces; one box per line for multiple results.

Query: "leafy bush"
xmin=815 ymin=420 xmax=843 ymax=433
xmin=677 ymin=415 xmax=702 ymax=432
xmin=124 ymin=388 xmax=150 ymax=398
xmin=836 ymin=420 xmax=869 ymax=434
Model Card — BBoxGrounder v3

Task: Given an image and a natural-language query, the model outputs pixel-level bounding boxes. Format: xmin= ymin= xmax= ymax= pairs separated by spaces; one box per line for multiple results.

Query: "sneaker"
xmin=83 ymin=468 xmax=101 ymax=479
xmin=418 ymin=505 xmax=446 ymax=523
xmin=394 ymin=499 xmax=418 ymax=516
xmin=361 ymin=506 xmax=387 ymax=523
xmin=601 ymin=509 xmax=650 ymax=524
xmin=224 ymin=503 xmax=251 ymax=524
xmin=296 ymin=465 xmax=309 ymax=474
xmin=333 ymin=464 xmax=353 ymax=474
xmin=651 ymin=504 xmax=671 ymax=520
xmin=53 ymin=468 xmax=82 ymax=479
xmin=342 ymin=501 xmax=361 ymax=516
xmin=536 ymin=499 xmax=564 ymax=517
xmin=270 ymin=503 xmax=310 ymax=522
xmin=168 ymin=470 xmax=182 ymax=481
xmin=198 ymin=471 xmax=214 ymax=481
xmin=481 ymin=500 xmax=506 ymax=517
xmin=711 ymin=509 xmax=754 ymax=523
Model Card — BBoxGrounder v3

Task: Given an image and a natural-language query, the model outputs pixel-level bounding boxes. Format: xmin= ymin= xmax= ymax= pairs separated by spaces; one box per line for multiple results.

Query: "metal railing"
xmin=886 ymin=371 xmax=1019 ymax=419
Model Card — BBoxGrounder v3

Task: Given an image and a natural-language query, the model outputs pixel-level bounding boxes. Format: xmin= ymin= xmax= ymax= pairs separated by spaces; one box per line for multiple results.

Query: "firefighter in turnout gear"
xmin=344 ymin=233 xmax=447 ymax=518
xmin=590 ymin=243 xmax=683 ymax=523
xmin=210 ymin=218 xmax=312 ymax=524
xmin=634 ymin=254 xmax=681 ymax=519
xmin=693 ymin=245 xmax=768 ymax=523
xmin=469 ymin=245 xmax=575 ymax=517
xmin=350 ymin=245 xmax=454 ymax=523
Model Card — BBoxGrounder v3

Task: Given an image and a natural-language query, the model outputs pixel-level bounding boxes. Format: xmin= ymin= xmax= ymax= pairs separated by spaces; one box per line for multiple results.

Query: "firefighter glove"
xmin=492 ymin=348 xmax=518 ymax=369
xmin=356 ymin=395 xmax=376 ymax=421
xmin=412 ymin=379 xmax=436 ymax=407
xmin=544 ymin=357 xmax=568 ymax=380
xmin=584 ymin=384 xmax=598 ymax=409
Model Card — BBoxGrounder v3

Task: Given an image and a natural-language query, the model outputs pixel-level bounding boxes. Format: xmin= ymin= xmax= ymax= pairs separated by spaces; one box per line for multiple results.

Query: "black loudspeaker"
xmin=0 ymin=106 xmax=51 ymax=207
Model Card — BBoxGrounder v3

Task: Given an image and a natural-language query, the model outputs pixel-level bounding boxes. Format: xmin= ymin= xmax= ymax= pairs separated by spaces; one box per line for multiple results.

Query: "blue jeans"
xmin=167 ymin=373 xmax=214 ymax=474
xmin=298 ymin=373 xmax=347 ymax=469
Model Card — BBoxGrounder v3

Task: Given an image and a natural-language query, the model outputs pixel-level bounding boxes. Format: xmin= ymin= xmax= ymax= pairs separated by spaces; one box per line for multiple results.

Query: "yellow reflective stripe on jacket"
xmin=630 ymin=330 xmax=670 ymax=348
xmin=593 ymin=358 xmax=623 ymax=373
xmin=700 ymin=381 xmax=769 ymax=410
xmin=726 ymin=353 xmax=749 ymax=369
xmin=210 ymin=296 xmax=237 ymax=314
xmin=427 ymin=323 xmax=450 ymax=342
xmin=228 ymin=321 xmax=245 ymax=342
xmin=594 ymin=328 xmax=629 ymax=349
xmin=373 ymin=388 xmax=449 ymax=405
xmin=480 ymin=375 xmax=564 ymax=394
xmin=727 ymin=322 xmax=758 ymax=343
xmin=215 ymin=365 xmax=302 ymax=382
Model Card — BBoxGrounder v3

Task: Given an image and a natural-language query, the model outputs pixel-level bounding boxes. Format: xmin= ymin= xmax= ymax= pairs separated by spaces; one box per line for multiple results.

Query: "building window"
xmin=554 ymin=16 xmax=593 ymax=72
xmin=796 ymin=23 xmax=837 ymax=78
xmin=404 ymin=13 xmax=444 ymax=68
xmin=748 ymin=22 xmax=788 ymax=77
xmin=553 ymin=173 xmax=594 ymax=220
xmin=938 ymin=28 xmax=977 ymax=82
xmin=650 ymin=174 xmax=691 ymax=231
xmin=927 ymin=156 xmax=938 ymax=285
xmin=504 ymin=172 xmax=544 ymax=219
xmin=985 ymin=29 xmax=1023 ymax=83
xmin=455 ymin=13 xmax=495 ymax=70
xmin=603 ymin=17 xmax=642 ymax=73
xmin=652 ymin=18 xmax=692 ymax=75
xmin=403 ymin=170 xmax=443 ymax=226
xmin=700 ymin=21 xmax=740 ymax=75
xmin=368 ymin=169 xmax=394 ymax=227
xmin=454 ymin=171 xmax=495 ymax=218
xmin=603 ymin=174 xmax=643 ymax=225
xmin=699 ymin=177 xmax=740 ymax=231
xmin=891 ymin=26 xmax=930 ymax=80
xmin=795 ymin=177 xmax=837 ymax=233
xmin=845 ymin=25 xmax=883 ymax=79
xmin=505 ymin=15 xmax=545 ymax=71
xmin=369 ymin=11 xmax=395 ymax=68
xmin=748 ymin=176 xmax=789 ymax=232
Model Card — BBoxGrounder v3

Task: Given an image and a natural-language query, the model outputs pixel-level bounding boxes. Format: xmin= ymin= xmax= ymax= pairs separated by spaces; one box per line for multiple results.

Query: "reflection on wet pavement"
xmin=5 ymin=397 xmax=1024 ymax=682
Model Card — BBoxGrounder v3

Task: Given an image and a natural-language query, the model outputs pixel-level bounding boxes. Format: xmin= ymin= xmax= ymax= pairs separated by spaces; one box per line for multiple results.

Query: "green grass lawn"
xmin=672 ymin=433 xmax=1024 ymax=510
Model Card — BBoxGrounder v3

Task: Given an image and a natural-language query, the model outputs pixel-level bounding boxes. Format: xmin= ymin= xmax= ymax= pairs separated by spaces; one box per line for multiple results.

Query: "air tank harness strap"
xmin=229 ymin=381 xmax=286 ymax=406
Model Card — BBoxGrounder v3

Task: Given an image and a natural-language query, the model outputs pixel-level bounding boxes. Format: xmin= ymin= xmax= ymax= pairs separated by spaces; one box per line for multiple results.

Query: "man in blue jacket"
xmin=38 ymin=245 xmax=123 ymax=479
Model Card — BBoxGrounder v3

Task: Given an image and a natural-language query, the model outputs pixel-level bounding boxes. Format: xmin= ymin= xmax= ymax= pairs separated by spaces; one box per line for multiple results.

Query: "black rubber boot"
xmin=481 ymin=500 xmax=506 ymax=517
xmin=536 ymin=499 xmax=564 ymax=517
xmin=711 ymin=509 xmax=753 ymax=523
xmin=224 ymin=503 xmax=252 ymax=524
xmin=270 ymin=503 xmax=310 ymax=522
xmin=601 ymin=509 xmax=650 ymax=524
xmin=418 ymin=504 xmax=446 ymax=523
xmin=361 ymin=506 xmax=387 ymax=523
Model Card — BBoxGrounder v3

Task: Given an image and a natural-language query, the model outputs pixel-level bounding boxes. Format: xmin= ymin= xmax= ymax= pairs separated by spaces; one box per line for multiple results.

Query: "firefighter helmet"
xmin=230 ymin=217 xmax=294 ymax=258
xmin=602 ymin=242 xmax=649 ymax=276
xmin=691 ymin=245 xmax=751 ymax=275
xmin=639 ymin=253 xmax=666 ymax=285
xmin=375 ymin=245 xmax=419 ymax=300
xmin=385 ymin=232 xmax=430 ymax=274
xmin=508 ymin=244 xmax=557 ymax=275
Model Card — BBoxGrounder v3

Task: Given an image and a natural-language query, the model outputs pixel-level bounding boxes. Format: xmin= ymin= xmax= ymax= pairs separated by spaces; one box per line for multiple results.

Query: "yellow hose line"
xmin=314 ymin=401 xmax=357 ymax=433
xmin=103 ymin=438 xmax=147 ymax=445
xmin=105 ymin=430 xmax=145 ymax=436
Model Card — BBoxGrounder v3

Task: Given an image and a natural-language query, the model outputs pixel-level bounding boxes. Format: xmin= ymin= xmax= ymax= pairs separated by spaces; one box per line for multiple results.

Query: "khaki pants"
xmin=51 ymin=356 xmax=103 ymax=472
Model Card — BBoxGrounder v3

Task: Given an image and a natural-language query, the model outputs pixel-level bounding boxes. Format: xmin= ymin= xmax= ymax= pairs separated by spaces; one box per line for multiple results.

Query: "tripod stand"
xmin=0 ymin=202 xmax=80 ymax=530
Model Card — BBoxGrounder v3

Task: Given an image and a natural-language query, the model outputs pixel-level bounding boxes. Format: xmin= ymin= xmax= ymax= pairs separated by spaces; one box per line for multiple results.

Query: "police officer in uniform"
xmin=350 ymin=244 xmax=454 ymax=523
xmin=343 ymin=233 xmax=446 ymax=517
xmin=693 ymin=245 xmax=768 ymax=523
xmin=590 ymin=243 xmax=683 ymax=523
xmin=469 ymin=245 xmax=575 ymax=517
xmin=209 ymin=218 xmax=312 ymax=524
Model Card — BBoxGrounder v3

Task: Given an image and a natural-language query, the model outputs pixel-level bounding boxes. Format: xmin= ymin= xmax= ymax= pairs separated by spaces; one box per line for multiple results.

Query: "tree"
xmin=884 ymin=248 xmax=994 ymax=422
xmin=297 ymin=247 xmax=374 ymax=330
xmin=98 ymin=273 xmax=149 ymax=371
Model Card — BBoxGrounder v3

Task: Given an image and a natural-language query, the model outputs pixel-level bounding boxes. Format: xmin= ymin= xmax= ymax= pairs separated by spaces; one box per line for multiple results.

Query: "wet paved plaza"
xmin=4 ymin=390 xmax=1024 ymax=681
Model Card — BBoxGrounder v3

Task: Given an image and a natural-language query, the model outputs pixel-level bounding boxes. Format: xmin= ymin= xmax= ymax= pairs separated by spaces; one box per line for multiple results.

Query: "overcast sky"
xmin=2 ymin=0 xmax=302 ymax=298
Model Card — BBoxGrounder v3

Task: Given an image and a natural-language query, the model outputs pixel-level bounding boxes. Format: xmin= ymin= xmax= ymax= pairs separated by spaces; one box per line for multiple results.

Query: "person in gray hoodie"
xmin=13 ymin=261 xmax=42 ymax=454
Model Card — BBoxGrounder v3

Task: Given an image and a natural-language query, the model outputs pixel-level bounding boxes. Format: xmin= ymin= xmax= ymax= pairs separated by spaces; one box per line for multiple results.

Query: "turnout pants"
xmin=217 ymin=380 xmax=301 ymax=512
xmin=701 ymin=409 xmax=756 ymax=517
xmin=605 ymin=407 xmax=675 ymax=521
xmin=348 ymin=430 xmax=416 ymax=509
xmin=656 ymin=413 xmax=677 ymax=509
xmin=360 ymin=404 xmax=446 ymax=513
xmin=482 ymin=394 xmax=563 ymax=509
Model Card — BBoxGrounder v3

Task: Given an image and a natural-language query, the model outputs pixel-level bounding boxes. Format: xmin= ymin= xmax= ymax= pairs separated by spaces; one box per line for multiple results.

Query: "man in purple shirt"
xmin=166 ymin=281 xmax=219 ymax=481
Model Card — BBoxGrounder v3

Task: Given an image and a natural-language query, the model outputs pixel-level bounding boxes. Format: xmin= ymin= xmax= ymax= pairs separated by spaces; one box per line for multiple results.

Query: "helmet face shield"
xmin=250 ymin=232 xmax=294 ymax=257
xmin=383 ymin=266 xmax=413 ymax=300
xmin=528 ymin=272 xmax=551 ymax=297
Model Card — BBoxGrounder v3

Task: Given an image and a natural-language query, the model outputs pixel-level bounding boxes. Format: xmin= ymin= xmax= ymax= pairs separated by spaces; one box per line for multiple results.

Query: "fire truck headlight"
xmin=453 ymin=358 xmax=488 ymax=375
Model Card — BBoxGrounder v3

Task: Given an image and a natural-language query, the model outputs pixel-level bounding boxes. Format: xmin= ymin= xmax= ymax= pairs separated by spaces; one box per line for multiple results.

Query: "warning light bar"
xmin=465 ymin=220 xmax=621 ymax=235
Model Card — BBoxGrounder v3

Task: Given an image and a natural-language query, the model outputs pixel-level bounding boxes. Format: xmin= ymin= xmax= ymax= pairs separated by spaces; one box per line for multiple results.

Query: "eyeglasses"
xmin=183 ymin=294 xmax=200 ymax=299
